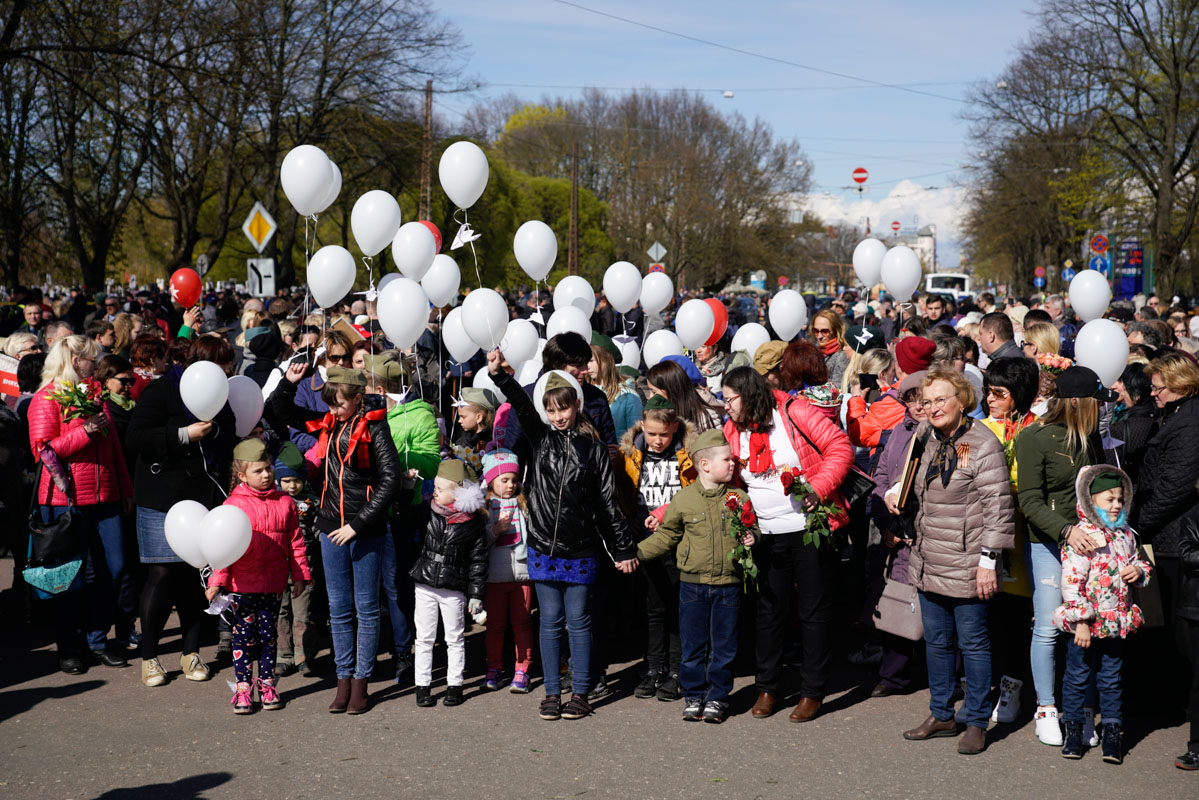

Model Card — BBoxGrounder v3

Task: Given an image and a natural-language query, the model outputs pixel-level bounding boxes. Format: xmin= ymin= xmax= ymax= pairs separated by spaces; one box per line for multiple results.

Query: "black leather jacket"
xmin=409 ymin=511 xmax=488 ymax=599
xmin=1135 ymin=394 xmax=1199 ymax=556
xmin=1178 ymin=506 xmax=1199 ymax=622
xmin=494 ymin=369 xmax=636 ymax=561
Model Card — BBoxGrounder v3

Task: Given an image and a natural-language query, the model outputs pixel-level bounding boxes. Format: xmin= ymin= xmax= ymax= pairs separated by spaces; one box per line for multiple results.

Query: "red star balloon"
xmin=418 ymin=221 xmax=442 ymax=253
xmin=169 ymin=268 xmax=202 ymax=307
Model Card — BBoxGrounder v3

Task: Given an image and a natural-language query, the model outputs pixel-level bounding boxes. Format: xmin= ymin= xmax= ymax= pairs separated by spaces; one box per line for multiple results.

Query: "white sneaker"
xmin=1082 ymin=708 xmax=1099 ymax=747
xmin=990 ymin=675 xmax=1022 ymax=724
xmin=1034 ymin=705 xmax=1063 ymax=746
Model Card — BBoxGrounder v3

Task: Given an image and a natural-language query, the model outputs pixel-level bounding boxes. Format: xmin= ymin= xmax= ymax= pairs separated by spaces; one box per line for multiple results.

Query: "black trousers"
xmin=754 ymin=531 xmax=838 ymax=699
xmin=1185 ymin=618 xmax=1199 ymax=748
xmin=640 ymin=554 xmax=681 ymax=675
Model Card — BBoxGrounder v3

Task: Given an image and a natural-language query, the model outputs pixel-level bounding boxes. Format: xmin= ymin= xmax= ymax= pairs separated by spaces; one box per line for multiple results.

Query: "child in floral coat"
xmin=1052 ymin=465 xmax=1151 ymax=764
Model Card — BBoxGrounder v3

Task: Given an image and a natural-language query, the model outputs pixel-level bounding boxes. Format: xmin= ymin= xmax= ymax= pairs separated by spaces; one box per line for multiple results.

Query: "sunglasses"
xmin=326 ymin=353 xmax=348 ymax=363
xmin=116 ymin=377 xmax=136 ymax=386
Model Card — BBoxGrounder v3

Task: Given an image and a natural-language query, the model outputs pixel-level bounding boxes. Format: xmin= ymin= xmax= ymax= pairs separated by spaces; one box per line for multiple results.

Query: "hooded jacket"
xmin=1133 ymin=393 xmax=1199 ymax=556
xmin=409 ymin=486 xmax=489 ymax=599
xmin=28 ymin=385 xmax=133 ymax=507
xmin=210 ymin=482 xmax=311 ymax=594
xmin=616 ymin=418 xmax=697 ymax=529
xmin=384 ymin=396 xmax=441 ymax=505
xmin=1051 ymin=464 xmax=1151 ymax=637
xmin=1014 ymin=419 xmax=1100 ymax=545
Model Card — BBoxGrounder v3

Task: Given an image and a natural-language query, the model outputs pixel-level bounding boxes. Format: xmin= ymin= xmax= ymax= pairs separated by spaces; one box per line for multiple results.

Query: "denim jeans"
xmin=381 ymin=524 xmax=415 ymax=656
xmin=40 ymin=503 xmax=127 ymax=653
xmin=534 ymin=581 xmax=591 ymax=696
xmin=1026 ymin=539 xmax=1062 ymax=706
xmin=678 ymin=581 xmax=741 ymax=702
xmin=919 ymin=591 xmax=992 ymax=728
xmin=1062 ymin=638 xmax=1124 ymax=726
xmin=320 ymin=532 xmax=383 ymax=680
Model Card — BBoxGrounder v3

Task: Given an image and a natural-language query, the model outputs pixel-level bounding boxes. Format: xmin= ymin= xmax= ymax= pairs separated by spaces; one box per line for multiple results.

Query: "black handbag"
xmin=27 ymin=463 xmax=82 ymax=567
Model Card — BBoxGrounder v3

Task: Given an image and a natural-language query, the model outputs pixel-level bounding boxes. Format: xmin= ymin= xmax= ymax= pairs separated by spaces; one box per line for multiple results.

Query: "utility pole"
xmin=419 ymin=80 xmax=433 ymax=221
xmin=569 ymin=140 xmax=579 ymax=275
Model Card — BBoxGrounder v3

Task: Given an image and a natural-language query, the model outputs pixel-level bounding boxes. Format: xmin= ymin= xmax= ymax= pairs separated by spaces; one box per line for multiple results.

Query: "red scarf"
xmin=747 ymin=426 xmax=775 ymax=473
xmin=820 ymin=337 xmax=840 ymax=356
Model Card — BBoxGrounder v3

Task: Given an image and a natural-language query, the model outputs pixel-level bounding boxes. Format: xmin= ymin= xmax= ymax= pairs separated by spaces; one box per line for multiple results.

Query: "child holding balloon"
xmin=205 ymin=438 xmax=310 ymax=714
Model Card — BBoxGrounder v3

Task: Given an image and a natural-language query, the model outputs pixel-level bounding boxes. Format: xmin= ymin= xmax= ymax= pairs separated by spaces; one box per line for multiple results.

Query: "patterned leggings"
xmin=231 ymin=593 xmax=280 ymax=684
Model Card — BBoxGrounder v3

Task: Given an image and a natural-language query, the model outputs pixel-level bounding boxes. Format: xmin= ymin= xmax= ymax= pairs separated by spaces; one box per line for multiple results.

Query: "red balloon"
xmin=169 ymin=268 xmax=202 ymax=307
xmin=419 ymin=221 xmax=442 ymax=253
xmin=704 ymin=298 xmax=728 ymax=346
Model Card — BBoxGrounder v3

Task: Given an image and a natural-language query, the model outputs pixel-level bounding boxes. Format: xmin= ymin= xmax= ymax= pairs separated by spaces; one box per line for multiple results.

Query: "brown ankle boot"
xmin=328 ymin=678 xmax=351 ymax=713
xmin=346 ymin=677 xmax=369 ymax=714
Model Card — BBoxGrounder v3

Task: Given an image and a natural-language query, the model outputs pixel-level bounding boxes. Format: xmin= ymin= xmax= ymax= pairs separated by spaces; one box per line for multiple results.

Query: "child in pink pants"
xmin=481 ymin=449 xmax=534 ymax=693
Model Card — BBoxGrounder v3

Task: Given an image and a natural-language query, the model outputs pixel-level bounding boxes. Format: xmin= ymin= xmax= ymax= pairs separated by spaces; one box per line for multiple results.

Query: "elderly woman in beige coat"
xmin=886 ymin=366 xmax=1014 ymax=755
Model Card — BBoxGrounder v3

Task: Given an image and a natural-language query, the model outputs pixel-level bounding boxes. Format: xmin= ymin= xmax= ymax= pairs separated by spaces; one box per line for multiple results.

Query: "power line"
xmin=549 ymin=0 xmax=966 ymax=103
xmin=488 ymin=81 xmax=971 ymax=93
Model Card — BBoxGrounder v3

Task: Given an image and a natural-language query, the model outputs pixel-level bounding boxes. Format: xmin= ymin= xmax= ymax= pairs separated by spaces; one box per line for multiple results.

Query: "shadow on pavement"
xmin=0 ymin=679 xmax=105 ymax=722
xmin=93 ymin=771 xmax=233 ymax=799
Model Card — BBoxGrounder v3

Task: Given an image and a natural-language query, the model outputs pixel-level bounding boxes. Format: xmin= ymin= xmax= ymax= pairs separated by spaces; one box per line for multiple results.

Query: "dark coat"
xmin=1134 ymin=394 xmax=1199 ymax=556
xmin=1106 ymin=399 xmax=1158 ymax=485
xmin=409 ymin=510 xmax=488 ymax=600
xmin=1178 ymin=505 xmax=1199 ymax=621
xmin=1014 ymin=420 xmax=1100 ymax=545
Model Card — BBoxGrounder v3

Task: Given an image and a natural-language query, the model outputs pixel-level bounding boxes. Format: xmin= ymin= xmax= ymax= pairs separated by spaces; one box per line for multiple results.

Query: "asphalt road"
xmin=0 ymin=558 xmax=1193 ymax=800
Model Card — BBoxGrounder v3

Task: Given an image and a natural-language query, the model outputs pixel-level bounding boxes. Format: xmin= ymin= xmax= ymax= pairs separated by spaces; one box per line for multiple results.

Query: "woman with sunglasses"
xmin=288 ymin=330 xmax=355 ymax=455
xmin=808 ymin=310 xmax=849 ymax=388
xmin=96 ymin=354 xmax=138 ymax=449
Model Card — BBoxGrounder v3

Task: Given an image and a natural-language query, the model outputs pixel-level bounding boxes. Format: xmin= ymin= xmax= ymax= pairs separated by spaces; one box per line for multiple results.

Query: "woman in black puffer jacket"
xmin=1107 ymin=362 xmax=1158 ymax=484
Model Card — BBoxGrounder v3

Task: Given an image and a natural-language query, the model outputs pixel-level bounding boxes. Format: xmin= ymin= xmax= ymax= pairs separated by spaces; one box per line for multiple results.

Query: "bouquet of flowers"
xmin=723 ymin=492 xmax=760 ymax=592
xmin=1035 ymin=352 xmax=1073 ymax=374
xmin=47 ymin=378 xmax=107 ymax=424
xmin=780 ymin=467 xmax=841 ymax=548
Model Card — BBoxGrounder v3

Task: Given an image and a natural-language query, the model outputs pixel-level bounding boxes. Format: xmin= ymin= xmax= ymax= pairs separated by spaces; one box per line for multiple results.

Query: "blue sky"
xmin=438 ymin=1 xmax=1039 ymax=266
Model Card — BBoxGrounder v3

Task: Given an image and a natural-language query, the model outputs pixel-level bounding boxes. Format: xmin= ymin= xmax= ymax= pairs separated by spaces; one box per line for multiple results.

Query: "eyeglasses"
xmin=722 ymin=394 xmax=741 ymax=406
xmin=326 ymin=353 xmax=348 ymax=363
xmin=1149 ymin=383 xmax=1167 ymax=395
xmin=919 ymin=395 xmax=956 ymax=410
xmin=987 ymin=387 xmax=1011 ymax=399
xmin=812 ymin=327 xmax=833 ymax=337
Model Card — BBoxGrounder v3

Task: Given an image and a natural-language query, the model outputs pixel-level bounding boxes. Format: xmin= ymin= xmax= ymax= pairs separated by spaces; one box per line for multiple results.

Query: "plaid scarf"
xmin=925 ymin=417 xmax=973 ymax=489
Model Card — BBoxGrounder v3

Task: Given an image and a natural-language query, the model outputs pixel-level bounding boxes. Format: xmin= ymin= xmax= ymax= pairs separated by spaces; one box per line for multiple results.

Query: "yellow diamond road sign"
xmin=242 ymin=201 xmax=277 ymax=254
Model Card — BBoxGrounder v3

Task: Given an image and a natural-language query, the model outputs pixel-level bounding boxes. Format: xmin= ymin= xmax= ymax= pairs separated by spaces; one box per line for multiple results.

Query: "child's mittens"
xmin=468 ymin=598 xmax=487 ymax=625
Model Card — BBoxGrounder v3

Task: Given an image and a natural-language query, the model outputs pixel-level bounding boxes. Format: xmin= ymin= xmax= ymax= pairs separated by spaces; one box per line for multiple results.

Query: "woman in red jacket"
xmin=28 ymin=335 xmax=134 ymax=674
xmin=721 ymin=366 xmax=852 ymax=724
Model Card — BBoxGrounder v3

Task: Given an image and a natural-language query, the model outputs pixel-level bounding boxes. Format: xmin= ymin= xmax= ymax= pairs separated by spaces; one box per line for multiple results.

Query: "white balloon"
xmin=880 ymin=246 xmax=923 ymax=301
xmin=500 ymin=318 xmax=539 ymax=367
xmin=514 ymin=220 xmax=558 ymax=282
xmin=164 ymin=500 xmax=209 ymax=568
xmin=852 ymin=238 xmax=887 ymax=287
xmin=675 ymin=298 xmax=716 ymax=349
xmin=180 ymin=361 xmax=229 ymax=422
xmin=1069 ymin=270 xmax=1113 ymax=323
xmin=603 ymin=261 xmax=642 ymax=314
xmin=377 ymin=277 xmax=430 ymax=350
xmin=768 ymin=289 xmax=808 ymax=341
xmin=443 ymin=306 xmax=480 ymax=364
xmin=315 ymin=161 xmax=342 ymax=214
xmin=227 ymin=375 xmax=265 ymax=438
xmin=546 ymin=305 xmax=592 ymax=342
xmin=280 ymin=145 xmax=332 ymax=217
xmin=553 ymin=276 xmax=596 ymax=318
xmin=532 ymin=369 xmax=583 ymax=425
xmin=614 ymin=334 xmax=640 ymax=369
xmin=640 ymin=272 xmax=673 ymax=314
xmin=392 ymin=221 xmax=438 ymax=281
xmin=516 ymin=352 xmax=544 ymax=387
xmin=308 ymin=245 xmax=357 ymax=308
xmin=377 ymin=272 xmax=400 ymax=293
xmin=199 ymin=505 xmax=253 ymax=571
xmin=439 ymin=140 xmax=489 ymax=209
xmin=420 ymin=254 xmax=460 ymax=307
xmin=643 ymin=329 xmax=684 ymax=367
xmin=731 ymin=323 xmax=771 ymax=357
xmin=1074 ymin=318 xmax=1130 ymax=387
xmin=350 ymin=190 xmax=402 ymax=257
xmin=462 ymin=288 xmax=509 ymax=351
xmin=473 ymin=369 xmax=507 ymax=404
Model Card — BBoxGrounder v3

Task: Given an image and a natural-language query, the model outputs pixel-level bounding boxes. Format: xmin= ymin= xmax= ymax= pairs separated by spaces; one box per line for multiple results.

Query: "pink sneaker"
xmin=231 ymin=681 xmax=254 ymax=714
xmin=259 ymin=679 xmax=283 ymax=711
xmin=510 ymin=670 xmax=530 ymax=694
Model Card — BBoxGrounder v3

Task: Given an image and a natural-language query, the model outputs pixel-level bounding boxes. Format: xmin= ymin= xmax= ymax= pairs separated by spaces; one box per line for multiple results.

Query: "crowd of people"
xmin=2 ymin=280 xmax=1198 ymax=770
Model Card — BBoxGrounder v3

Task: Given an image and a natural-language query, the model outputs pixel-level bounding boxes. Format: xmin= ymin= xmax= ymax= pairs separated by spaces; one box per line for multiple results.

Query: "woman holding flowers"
xmin=720 ymin=366 xmax=852 ymax=724
xmin=28 ymin=335 xmax=133 ymax=674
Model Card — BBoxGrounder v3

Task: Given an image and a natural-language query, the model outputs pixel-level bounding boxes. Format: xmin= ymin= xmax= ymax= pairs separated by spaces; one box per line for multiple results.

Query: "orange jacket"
xmin=846 ymin=392 xmax=905 ymax=453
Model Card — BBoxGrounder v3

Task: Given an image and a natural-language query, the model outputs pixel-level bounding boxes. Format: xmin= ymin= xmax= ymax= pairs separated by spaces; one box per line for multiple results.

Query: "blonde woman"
xmin=589 ymin=344 xmax=643 ymax=439
xmin=234 ymin=309 xmax=266 ymax=349
xmin=112 ymin=313 xmax=136 ymax=359
xmin=810 ymin=309 xmax=849 ymax=387
xmin=1022 ymin=322 xmax=1061 ymax=359
xmin=27 ymin=335 xmax=134 ymax=674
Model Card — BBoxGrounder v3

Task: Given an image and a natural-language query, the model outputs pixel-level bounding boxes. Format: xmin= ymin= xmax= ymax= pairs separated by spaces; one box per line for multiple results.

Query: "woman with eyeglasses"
xmin=890 ymin=367 xmax=1014 ymax=755
xmin=3 ymin=332 xmax=42 ymax=361
xmin=288 ymin=330 xmax=355 ymax=455
xmin=809 ymin=310 xmax=849 ymax=388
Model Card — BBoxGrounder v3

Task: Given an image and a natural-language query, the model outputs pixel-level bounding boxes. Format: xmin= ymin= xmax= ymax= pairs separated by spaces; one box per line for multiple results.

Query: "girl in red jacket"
xmin=206 ymin=439 xmax=310 ymax=714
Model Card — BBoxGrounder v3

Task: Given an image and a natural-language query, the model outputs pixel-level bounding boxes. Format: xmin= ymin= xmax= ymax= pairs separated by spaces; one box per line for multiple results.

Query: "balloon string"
xmin=197 ymin=440 xmax=230 ymax=500
xmin=453 ymin=206 xmax=483 ymax=288
xmin=363 ymin=255 xmax=375 ymax=298
xmin=437 ymin=308 xmax=444 ymax=400
xmin=200 ymin=565 xmax=212 ymax=590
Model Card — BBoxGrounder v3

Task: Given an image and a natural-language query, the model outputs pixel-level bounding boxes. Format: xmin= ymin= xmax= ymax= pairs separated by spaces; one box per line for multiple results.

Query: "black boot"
xmin=443 ymin=685 xmax=464 ymax=707
xmin=1061 ymin=720 xmax=1085 ymax=759
xmin=1101 ymin=722 xmax=1123 ymax=764
xmin=415 ymin=685 xmax=436 ymax=707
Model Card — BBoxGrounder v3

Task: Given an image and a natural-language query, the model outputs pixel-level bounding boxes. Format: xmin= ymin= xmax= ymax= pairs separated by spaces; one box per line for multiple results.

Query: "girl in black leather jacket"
xmin=486 ymin=350 xmax=637 ymax=721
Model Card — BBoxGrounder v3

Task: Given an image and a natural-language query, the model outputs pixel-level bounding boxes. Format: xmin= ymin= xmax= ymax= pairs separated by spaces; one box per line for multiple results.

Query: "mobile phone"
xmin=859 ymin=373 xmax=879 ymax=391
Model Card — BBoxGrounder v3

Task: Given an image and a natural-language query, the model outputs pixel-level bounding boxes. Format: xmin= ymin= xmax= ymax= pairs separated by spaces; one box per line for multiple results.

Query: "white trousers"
xmin=413 ymin=583 xmax=466 ymax=687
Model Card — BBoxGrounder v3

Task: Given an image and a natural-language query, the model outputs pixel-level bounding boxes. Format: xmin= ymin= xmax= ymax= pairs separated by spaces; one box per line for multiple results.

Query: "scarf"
xmin=746 ymin=422 xmax=775 ymax=473
xmin=925 ymin=417 xmax=973 ymax=489
xmin=820 ymin=337 xmax=840 ymax=356
xmin=432 ymin=499 xmax=473 ymax=524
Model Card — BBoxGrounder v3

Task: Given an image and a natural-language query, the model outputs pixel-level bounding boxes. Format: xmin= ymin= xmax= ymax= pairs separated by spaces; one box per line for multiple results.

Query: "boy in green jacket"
xmin=637 ymin=428 xmax=758 ymax=724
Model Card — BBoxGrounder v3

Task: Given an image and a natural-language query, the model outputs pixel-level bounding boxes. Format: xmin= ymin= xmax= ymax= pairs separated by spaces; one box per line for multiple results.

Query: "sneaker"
xmin=509 ymin=670 xmax=531 ymax=694
xmin=539 ymin=695 xmax=561 ymax=721
xmin=587 ymin=676 xmax=612 ymax=702
xmin=484 ymin=668 xmax=503 ymax=691
xmin=702 ymin=700 xmax=730 ymax=724
xmin=443 ymin=685 xmax=464 ymax=707
xmin=231 ymin=682 xmax=254 ymax=714
xmin=415 ymin=685 xmax=436 ymax=708
xmin=1082 ymin=708 xmax=1099 ymax=748
xmin=393 ymin=653 xmax=414 ymax=685
xmin=655 ymin=673 xmax=682 ymax=702
xmin=215 ymin=632 xmax=233 ymax=662
xmin=561 ymin=693 xmax=593 ymax=720
xmin=1175 ymin=746 xmax=1199 ymax=770
xmin=990 ymin=675 xmax=1022 ymax=724
xmin=682 ymin=697 xmax=704 ymax=721
xmin=1061 ymin=720 xmax=1084 ymax=759
xmin=259 ymin=679 xmax=283 ymax=711
xmin=634 ymin=671 xmax=661 ymax=699
xmin=140 ymin=657 xmax=166 ymax=687
xmin=1035 ymin=706 xmax=1064 ymax=746
xmin=1100 ymin=722 xmax=1123 ymax=764
xmin=179 ymin=652 xmax=211 ymax=682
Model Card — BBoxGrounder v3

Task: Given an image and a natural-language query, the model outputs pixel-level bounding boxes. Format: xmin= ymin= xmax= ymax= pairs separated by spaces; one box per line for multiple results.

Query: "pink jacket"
xmin=27 ymin=385 xmax=133 ymax=507
xmin=724 ymin=390 xmax=853 ymax=530
xmin=210 ymin=483 xmax=311 ymax=594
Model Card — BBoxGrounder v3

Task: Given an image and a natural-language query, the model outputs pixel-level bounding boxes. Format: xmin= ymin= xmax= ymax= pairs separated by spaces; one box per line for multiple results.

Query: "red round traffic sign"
xmin=1090 ymin=235 xmax=1108 ymax=254
xmin=890 ymin=220 xmax=900 ymax=232
xmin=852 ymin=167 xmax=868 ymax=184
xmin=1034 ymin=266 xmax=1045 ymax=278
xmin=778 ymin=276 xmax=789 ymax=286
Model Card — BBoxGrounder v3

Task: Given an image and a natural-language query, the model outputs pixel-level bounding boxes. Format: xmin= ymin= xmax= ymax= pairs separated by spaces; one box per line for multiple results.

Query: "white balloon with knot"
xmin=852 ymin=238 xmax=886 ymax=287
xmin=640 ymin=272 xmax=673 ymax=314
xmin=514 ymin=221 xmax=557 ymax=282
xmin=377 ymin=277 xmax=430 ymax=350
xmin=443 ymin=306 xmax=480 ymax=364
xmin=675 ymin=299 xmax=715 ymax=349
xmin=1069 ymin=270 xmax=1112 ymax=322
xmin=462 ymin=289 xmax=509 ymax=351
xmin=350 ymin=191 xmax=402 ymax=258
xmin=392 ymin=221 xmax=438 ymax=281
xmin=308 ymin=245 xmax=357 ymax=309
xmin=280 ymin=145 xmax=334 ymax=217
xmin=880 ymin=246 xmax=923 ymax=301
xmin=603 ymin=261 xmax=641 ymax=314
xmin=439 ymin=141 xmax=489 ymax=210
xmin=180 ymin=361 xmax=229 ymax=422
xmin=164 ymin=500 xmax=252 ymax=572
xmin=768 ymin=289 xmax=807 ymax=341
xmin=554 ymin=276 xmax=596 ymax=318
